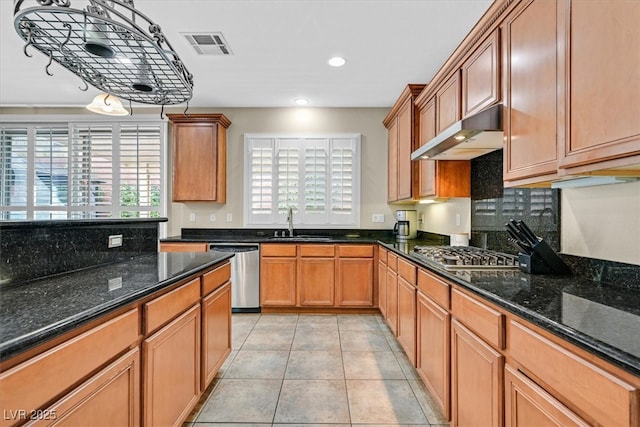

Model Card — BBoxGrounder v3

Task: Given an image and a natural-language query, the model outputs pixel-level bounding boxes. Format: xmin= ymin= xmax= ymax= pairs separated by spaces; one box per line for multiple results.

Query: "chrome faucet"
xmin=286 ymin=207 xmax=294 ymax=237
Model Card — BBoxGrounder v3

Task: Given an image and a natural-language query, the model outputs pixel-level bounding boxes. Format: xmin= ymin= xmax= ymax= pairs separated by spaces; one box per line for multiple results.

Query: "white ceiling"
xmin=0 ymin=0 xmax=492 ymax=108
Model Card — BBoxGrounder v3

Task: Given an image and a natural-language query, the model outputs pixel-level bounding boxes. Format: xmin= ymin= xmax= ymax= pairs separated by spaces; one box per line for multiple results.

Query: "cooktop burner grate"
xmin=413 ymin=245 xmax=519 ymax=270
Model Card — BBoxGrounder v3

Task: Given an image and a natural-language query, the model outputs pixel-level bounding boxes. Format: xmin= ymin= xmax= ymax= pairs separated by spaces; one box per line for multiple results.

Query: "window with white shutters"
xmin=244 ymin=134 xmax=360 ymax=227
xmin=0 ymin=121 xmax=164 ymax=220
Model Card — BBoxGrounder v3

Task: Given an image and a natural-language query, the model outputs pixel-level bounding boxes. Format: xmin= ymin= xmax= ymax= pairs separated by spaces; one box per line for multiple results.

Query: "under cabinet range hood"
xmin=411 ymin=104 xmax=504 ymax=161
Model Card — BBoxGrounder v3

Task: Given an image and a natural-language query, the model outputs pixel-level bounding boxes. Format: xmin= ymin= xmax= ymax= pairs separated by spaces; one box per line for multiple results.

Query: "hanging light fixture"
xmin=86 ymin=92 xmax=129 ymax=116
xmin=14 ymin=0 xmax=193 ymax=109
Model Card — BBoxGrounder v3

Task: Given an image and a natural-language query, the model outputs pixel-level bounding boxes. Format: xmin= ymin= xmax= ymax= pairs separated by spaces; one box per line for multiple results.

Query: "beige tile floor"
xmin=184 ymin=313 xmax=449 ymax=427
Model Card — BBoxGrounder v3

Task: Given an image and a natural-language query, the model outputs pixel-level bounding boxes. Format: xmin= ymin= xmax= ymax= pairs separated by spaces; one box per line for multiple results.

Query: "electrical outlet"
xmin=108 ymin=234 xmax=123 ymax=248
xmin=108 ymin=277 xmax=122 ymax=291
xmin=226 ymin=213 xmax=233 ymax=222
xmin=372 ymin=214 xmax=384 ymax=223
xmin=209 ymin=214 xmax=216 ymax=222
xmin=189 ymin=213 xmax=196 ymax=222
xmin=456 ymin=213 xmax=461 ymax=227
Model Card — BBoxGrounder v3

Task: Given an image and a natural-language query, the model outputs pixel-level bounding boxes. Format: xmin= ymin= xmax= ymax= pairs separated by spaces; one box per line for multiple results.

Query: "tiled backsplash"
xmin=470 ymin=150 xmax=560 ymax=253
xmin=469 ymin=150 xmax=639 ymax=289
xmin=0 ymin=218 xmax=165 ymax=287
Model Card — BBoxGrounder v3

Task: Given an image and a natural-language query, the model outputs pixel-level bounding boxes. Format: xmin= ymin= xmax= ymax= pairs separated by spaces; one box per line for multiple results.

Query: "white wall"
xmin=415 ymin=198 xmax=471 ymax=237
xmin=164 ymin=107 xmax=396 ymax=236
xmin=561 ymin=181 xmax=640 ymax=265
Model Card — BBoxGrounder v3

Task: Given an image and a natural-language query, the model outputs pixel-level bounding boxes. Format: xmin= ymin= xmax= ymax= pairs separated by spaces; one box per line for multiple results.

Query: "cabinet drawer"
xmin=202 ymin=262 xmax=231 ymax=295
xmin=0 ymin=309 xmax=139 ymax=425
xmin=144 ymin=279 xmax=200 ymax=334
xmin=300 ymin=244 xmax=335 ymax=257
xmin=379 ymin=247 xmax=388 ymax=264
xmin=338 ymin=245 xmax=373 ymax=258
xmin=509 ymin=320 xmax=638 ymax=427
xmin=417 ymin=268 xmax=450 ymax=309
xmin=159 ymin=242 xmax=209 ymax=252
xmin=451 ymin=288 xmax=504 ymax=349
xmin=261 ymin=244 xmax=296 ymax=257
xmin=397 ymin=257 xmax=417 ymax=285
xmin=387 ymin=252 xmax=398 ymax=272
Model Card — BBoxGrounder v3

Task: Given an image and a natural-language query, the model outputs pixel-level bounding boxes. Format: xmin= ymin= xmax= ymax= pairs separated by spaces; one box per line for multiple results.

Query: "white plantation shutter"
xmin=330 ymin=138 xmax=357 ymax=225
xmin=245 ymin=134 xmax=360 ymax=227
xmin=0 ymin=127 xmax=28 ymax=219
xmin=302 ymin=139 xmax=329 ymax=224
xmin=120 ymin=124 xmax=161 ymax=218
xmin=247 ymin=137 xmax=275 ymax=224
xmin=0 ymin=121 xmax=163 ymax=220
xmin=71 ymin=124 xmax=114 ymax=218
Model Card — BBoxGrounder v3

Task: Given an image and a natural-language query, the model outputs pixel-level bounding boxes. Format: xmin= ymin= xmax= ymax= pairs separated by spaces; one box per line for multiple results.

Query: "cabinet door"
xmin=387 ymin=118 xmax=399 ymax=202
xmin=336 ymin=258 xmax=374 ymax=307
xmin=397 ymin=98 xmax=414 ymax=200
xmin=297 ymin=257 xmax=335 ymax=306
xmin=378 ymin=260 xmax=388 ymax=317
xmin=418 ymin=97 xmax=437 ymax=198
xmin=558 ymin=0 xmax=640 ymax=171
xmin=462 ymin=30 xmax=500 ymax=117
xmin=144 ymin=304 xmax=201 ymax=427
xmin=451 ymin=319 xmax=504 ymax=427
xmin=29 ymin=349 xmax=140 ymax=427
xmin=417 ymin=292 xmax=451 ymax=420
xmin=503 ymin=0 xmax=559 ymax=183
xmin=385 ymin=267 xmax=399 ymax=335
xmin=397 ymin=277 xmax=417 ymax=365
xmin=201 ymin=282 xmax=231 ymax=389
xmin=260 ymin=257 xmax=297 ymax=306
xmin=437 ymin=71 xmax=461 ymax=133
xmin=505 ymin=364 xmax=589 ymax=427
xmin=169 ymin=114 xmax=229 ymax=202
xmin=159 ymin=242 xmax=210 ymax=253
xmin=172 ymin=122 xmax=220 ymax=202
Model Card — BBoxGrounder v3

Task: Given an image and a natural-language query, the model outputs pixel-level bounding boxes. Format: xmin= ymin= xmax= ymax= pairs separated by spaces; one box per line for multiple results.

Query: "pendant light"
xmin=86 ymin=92 xmax=129 ymax=116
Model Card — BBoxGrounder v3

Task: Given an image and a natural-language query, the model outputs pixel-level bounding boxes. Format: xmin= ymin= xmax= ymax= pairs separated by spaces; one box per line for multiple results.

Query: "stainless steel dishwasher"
xmin=209 ymin=243 xmax=260 ymax=313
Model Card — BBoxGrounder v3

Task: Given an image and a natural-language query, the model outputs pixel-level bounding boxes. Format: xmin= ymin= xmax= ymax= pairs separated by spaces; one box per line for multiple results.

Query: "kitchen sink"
xmin=267 ymin=235 xmax=333 ymax=242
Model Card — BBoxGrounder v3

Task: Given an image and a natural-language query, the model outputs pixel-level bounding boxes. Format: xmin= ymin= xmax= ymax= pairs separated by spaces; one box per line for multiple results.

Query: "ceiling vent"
xmin=182 ymin=32 xmax=233 ymax=56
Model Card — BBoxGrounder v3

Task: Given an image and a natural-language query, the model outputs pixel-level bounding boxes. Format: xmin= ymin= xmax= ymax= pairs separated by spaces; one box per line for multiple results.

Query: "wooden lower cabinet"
xmin=417 ymin=291 xmax=451 ymax=420
xmin=143 ymin=304 xmax=201 ymax=427
xmin=451 ymin=318 xmax=504 ymax=427
xmin=261 ymin=243 xmax=376 ymax=308
xmin=378 ymin=259 xmax=388 ymax=316
xmin=386 ymin=266 xmax=399 ymax=335
xmin=260 ymin=257 xmax=297 ymax=306
xmin=505 ymin=364 xmax=588 ymax=427
xmin=159 ymin=242 xmax=209 ymax=253
xmin=29 ymin=348 xmax=140 ymax=427
xmin=201 ymin=281 xmax=231 ymax=389
xmin=298 ymin=257 xmax=335 ymax=306
xmin=397 ymin=277 xmax=417 ymax=365
xmin=336 ymin=257 xmax=374 ymax=307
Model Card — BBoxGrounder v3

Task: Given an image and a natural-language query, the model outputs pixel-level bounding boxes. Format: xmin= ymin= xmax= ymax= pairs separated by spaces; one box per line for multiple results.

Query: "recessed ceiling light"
xmin=328 ymin=56 xmax=346 ymax=67
xmin=293 ymin=97 xmax=309 ymax=106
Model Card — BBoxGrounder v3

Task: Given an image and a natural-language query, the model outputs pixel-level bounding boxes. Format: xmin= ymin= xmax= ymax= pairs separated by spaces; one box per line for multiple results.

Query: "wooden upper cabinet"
xmin=436 ymin=71 xmax=461 ymax=133
xmin=384 ymin=84 xmax=425 ymax=202
xmin=502 ymin=0 xmax=560 ymax=185
xmin=462 ymin=30 xmax=500 ymax=118
xmin=557 ymin=0 xmax=640 ymax=173
xmin=168 ymin=114 xmax=231 ymax=202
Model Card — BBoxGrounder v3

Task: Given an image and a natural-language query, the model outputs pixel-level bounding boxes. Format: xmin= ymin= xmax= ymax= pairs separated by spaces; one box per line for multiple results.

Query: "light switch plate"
xmin=226 ymin=213 xmax=233 ymax=222
xmin=108 ymin=277 xmax=122 ymax=291
xmin=372 ymin=214 xmax=385 ymax=223
xmin=108 ymin=234 xmax=123 ymax=248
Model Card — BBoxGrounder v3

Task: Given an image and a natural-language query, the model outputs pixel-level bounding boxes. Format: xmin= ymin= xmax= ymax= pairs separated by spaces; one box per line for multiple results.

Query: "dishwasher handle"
xmin=209 ymin=243 xmax=259 ymax=253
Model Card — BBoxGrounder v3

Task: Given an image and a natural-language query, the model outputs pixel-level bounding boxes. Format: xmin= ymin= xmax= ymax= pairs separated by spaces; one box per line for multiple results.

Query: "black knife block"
xmin=518 ymin=239 xmax=571 ymax=275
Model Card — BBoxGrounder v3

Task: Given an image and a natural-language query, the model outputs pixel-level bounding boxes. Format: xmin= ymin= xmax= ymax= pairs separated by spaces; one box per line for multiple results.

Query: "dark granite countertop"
xmin=0 ymin=251 xmax=233 ymax=360
xmin=379 ymin=241 xmax=640 ymax=377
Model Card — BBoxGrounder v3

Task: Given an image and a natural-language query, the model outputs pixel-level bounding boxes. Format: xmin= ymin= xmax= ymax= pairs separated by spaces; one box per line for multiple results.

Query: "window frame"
xmin=0 ymin=115 xmax=168 ymax=223
xmin=243 ymin=133 xmax=361 ymax=229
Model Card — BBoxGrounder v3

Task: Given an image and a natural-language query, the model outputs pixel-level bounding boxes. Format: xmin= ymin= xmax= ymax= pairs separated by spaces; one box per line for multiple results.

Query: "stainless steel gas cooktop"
xmin=413 ymin=245 xmax=519 ymax=270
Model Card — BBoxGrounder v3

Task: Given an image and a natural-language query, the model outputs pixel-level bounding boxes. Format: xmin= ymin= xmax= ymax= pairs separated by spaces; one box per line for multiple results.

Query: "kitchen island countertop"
xmin=0 ymin=251 xmax=233 ymax=361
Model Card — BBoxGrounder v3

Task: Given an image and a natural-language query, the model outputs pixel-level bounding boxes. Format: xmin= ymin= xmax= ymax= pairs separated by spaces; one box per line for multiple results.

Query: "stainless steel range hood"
xmin=411 ymin=104 xmax=504 ymax=161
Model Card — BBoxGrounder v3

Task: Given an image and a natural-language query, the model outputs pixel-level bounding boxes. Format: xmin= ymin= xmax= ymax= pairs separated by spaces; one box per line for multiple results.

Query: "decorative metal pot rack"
xmin=13 ymin=0 xmax=194 ymax=108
